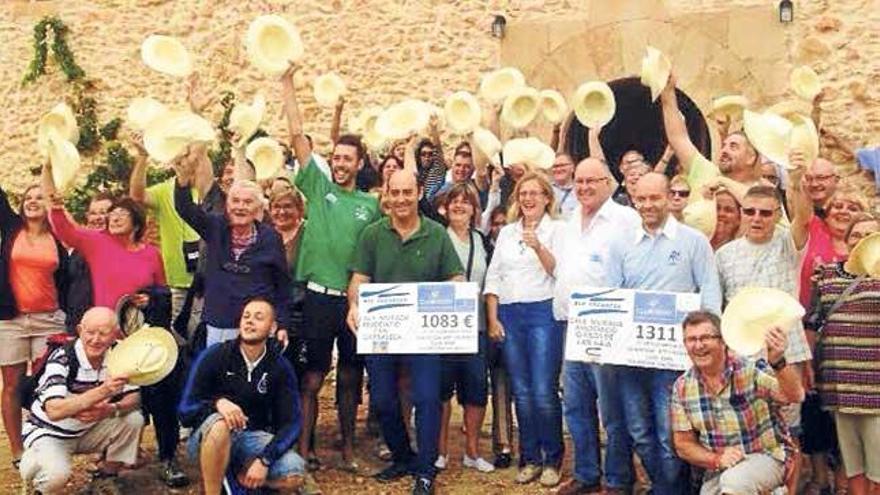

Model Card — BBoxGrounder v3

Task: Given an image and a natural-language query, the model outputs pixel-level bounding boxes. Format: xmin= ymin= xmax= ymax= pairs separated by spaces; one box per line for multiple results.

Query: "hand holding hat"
xmin=764 ymin=325 xmax=789 ymax=366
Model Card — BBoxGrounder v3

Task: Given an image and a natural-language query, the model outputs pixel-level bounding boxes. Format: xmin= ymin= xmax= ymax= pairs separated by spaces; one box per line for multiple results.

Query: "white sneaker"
xmin=463 ymin=455 xmax=495 ymax=473
xmin=434 ymin=454 xmax=447 ymax=470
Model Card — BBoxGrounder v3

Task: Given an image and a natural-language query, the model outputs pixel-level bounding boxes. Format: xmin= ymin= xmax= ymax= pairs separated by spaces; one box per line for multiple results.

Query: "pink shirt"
xmin=49 ymin=209 xmax=166 ymax=308
xmin=799 ymin=215 xmax=847 ymax=306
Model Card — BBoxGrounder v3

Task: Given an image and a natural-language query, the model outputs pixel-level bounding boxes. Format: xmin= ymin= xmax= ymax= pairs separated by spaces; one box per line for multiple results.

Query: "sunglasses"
xmin=670 ymin=189 xmax=690 ymax=198
xmin=741 ymin=207 xmax=778 ymax=218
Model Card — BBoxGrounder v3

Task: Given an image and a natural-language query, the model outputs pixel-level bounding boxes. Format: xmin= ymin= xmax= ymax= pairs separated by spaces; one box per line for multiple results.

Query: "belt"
xmin=306 ymin=281 xmax=345 ymax=297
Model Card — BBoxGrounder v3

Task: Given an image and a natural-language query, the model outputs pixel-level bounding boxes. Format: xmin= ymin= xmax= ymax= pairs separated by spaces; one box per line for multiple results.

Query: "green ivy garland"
xmin=22 ymin=17 xmax=84 ymax=84
xmin=208 ymin=91 xmax=236 ymax=176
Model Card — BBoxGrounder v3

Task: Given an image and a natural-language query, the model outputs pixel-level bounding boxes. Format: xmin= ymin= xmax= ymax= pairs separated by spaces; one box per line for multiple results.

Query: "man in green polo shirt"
xmin=347 ymin=170 xmax=463 ymax=495
xmin=281 ymin=65 xmax=381 ymax=473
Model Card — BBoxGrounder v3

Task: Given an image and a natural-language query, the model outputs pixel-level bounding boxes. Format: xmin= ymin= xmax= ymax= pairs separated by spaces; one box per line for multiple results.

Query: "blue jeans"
xmin=618 ymin=366 xmax=686 ymax=495
xmin=366 ymin=354 xmax=442 ymax=479
xmin=497 ymin=300 xmax=563 ymax=467
xmin=563 ymin=359 xmax=634 ymax=488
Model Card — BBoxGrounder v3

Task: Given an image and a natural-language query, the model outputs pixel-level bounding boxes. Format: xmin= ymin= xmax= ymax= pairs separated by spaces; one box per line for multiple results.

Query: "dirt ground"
xmin=0 ymin=374 xmax=608 ymax=495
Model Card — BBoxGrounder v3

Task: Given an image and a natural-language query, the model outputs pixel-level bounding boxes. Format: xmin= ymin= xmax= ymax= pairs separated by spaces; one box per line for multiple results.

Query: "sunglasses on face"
xmin=741 ymin=207 xmax=778 ymax=218
xmin=670 ymin=189 xmax=690 ymax=198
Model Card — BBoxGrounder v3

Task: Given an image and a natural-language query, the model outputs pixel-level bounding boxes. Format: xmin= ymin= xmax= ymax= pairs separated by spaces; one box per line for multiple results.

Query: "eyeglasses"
xmin=741 ymin=207 xmax=778 ymax=218
xmin=108 ymin=210 xmax=131 ymax=219
xmin=670 ymin=189 xmax=691 ymax=198
xmin=575 ymin=177 xmax=609 ymax=186
xmin=684 ymin=334 xmax=722 ymax=346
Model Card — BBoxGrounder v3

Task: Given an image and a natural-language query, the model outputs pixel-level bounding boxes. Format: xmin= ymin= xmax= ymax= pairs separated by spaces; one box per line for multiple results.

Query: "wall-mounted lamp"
xmin=779 ymin=0 xmax=794 ymax=23
xmin=492 ymin=15 xmax=507 ymax=39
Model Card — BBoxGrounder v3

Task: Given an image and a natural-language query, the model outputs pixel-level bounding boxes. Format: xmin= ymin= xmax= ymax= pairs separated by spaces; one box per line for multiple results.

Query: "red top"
xmin=799 ymin=215 xmax=847 ymax=306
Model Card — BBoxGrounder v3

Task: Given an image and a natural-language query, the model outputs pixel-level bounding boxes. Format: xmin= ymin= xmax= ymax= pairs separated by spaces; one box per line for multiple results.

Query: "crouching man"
xmin=179 ymin=297 xmax=306 ymax=494
xmin=671 ymin=311 xmax=805 ymax=495
xmin=19 ymin=307 xmax=143 ymax=494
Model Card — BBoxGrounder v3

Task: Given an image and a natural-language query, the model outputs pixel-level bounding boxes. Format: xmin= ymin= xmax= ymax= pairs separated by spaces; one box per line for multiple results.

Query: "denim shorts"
xmin=188 ymin=413 xmax=305 ymax=479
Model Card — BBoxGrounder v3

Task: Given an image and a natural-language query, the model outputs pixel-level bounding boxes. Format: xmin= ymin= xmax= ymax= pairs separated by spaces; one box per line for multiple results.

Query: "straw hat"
xmin=571 ymin=81 xmax=616 ymax=128
xmin=479 ymin=67 xmax=526 ymax=103
xmin=640 ymin=46 xmax=672 ymax=102
xmin=710 ymin=95 xmax=749 ymax=119
xmin=144 ymin=111 xmax=216 ymax=163
xmin=790 ymin=66 xmax=822 ymax=101
xmin=472 ymin=127 xmax=502 ymax=166
xmin=540 ymin=89 xmax=568 ymax=124
xmin=682 ymin=199 xmax=717 ymax=239
xmin=844 ymin=232 xmax=880 ymax=277
xmin=228 ymin=94 xmax=266 ymax=148
xmin=721 ymin=287 xmax=805 ymax=356
xmin=375 ymin=99 xmax=431 ymax=140
xmin=245 ymin=137 xmax=284 ymax=181
xmin=106 ymin=326 xmax=178 ymax=386
xmin=743 ymin=110 xmax=793 ymax=170
xmin=313 ymin=73 xmax=347 ymax=108
xmin=140 ymin=35 xmax=193 ymax=78
xmin=443 ymin=91 xmax=482 ymax=135
xmin=767 ymin=100 xmax=812 ymax=121
xmin=245 ymin=15 xmax=304 ymax=75
xmin=46 ymin=133 xmax=80 ymax=191
xmin=533 ymin=141 xmax=556 ymax=170
xmin=37 ymin=102 xmax=79 ymax=153
xmin=356 ymin=106 xmax=386 ymax=151
xmin=789 ymin=114 xmax=820 ymax=169
xmin=126 ymin=97 xmax=168 ymax=132
xmin=501 ymin=87 xmax=541 ymax=129
xmin=502 ymin=137 xmax=548 ymax=170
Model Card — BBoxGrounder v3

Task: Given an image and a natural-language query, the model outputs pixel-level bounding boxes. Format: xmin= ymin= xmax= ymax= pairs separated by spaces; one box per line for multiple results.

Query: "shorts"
xmin=0 ymin=310 xmax=66 ymax=365
xmin=835 ymin=412 xmax=880 ymax=482
xmin=188 ymin=413 xmax=305 ymax=480
xmin=301 ymin=289 xmax=361 ymax=373
xmin=440 ymin=334 xmax=488 ymax=406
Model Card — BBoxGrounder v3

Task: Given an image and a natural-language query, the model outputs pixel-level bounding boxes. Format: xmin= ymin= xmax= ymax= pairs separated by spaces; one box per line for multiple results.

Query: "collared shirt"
xmin=605 ymin=215 xmax=722 ymax=313
xmin=553 ymin=198 xmax=641 ymax=320
xmin=484 ymin=214 xmax=562 ymax=304
xmin=716 ymin=226 xmax=811 ymax=363
xmin=671 ymin=355 xmax=788 ymax=462
xmin=552 ymin=183 xmax=579 ymax=220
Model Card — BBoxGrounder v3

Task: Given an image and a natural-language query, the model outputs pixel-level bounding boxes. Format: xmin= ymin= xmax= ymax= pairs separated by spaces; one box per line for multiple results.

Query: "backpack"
xmin=18 ymin=334 xmax=78 ymax=410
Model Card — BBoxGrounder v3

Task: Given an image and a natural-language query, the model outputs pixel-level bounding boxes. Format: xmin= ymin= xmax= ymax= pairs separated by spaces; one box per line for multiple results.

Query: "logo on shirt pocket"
xmin=256 ymin=373 xmax=268 ymax=394
xmin=668 ymin=250 xmax=681 ymax=265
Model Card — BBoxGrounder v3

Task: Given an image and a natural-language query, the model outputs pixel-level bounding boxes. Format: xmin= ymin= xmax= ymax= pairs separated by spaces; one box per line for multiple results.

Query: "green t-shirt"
xmin=295 ymin=158 xmax=380 ymax=290
xmin=350 ymin=216 xmax=463 ymax=283
xmin=687 ymin=153 xmax=721 ymax=196
xmin=146 ymin=179 xmax=201 ymax=288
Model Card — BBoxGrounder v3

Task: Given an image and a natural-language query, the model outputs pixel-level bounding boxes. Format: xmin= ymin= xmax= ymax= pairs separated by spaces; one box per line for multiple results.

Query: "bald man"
xmin=804 ymin=158 xmax=839 ymax=215
xmin=553 ymin=158 xmax=641 ymax=494
xmin=604 ymin=173 xmax=721 ymax=495
xmin=19 ymin=307 xmax=143 ymax=494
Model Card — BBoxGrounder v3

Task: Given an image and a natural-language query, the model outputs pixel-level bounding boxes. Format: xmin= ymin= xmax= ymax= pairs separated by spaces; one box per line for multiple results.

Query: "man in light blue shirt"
xmin=604 ymin=172 xmax=722 ymax=495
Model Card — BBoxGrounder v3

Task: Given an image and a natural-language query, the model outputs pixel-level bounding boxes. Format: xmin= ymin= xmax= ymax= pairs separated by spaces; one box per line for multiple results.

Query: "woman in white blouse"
xmin=484 ymin=172 xmax=564 ymax=487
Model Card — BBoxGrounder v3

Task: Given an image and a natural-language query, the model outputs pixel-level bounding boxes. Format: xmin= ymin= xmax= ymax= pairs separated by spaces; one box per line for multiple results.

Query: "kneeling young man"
xmin=179 ymin=297 xmax=306 ymax=494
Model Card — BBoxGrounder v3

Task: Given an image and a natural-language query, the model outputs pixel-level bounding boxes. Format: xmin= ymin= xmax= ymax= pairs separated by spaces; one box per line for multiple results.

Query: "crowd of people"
xmin=1 ymin=52 xmax=879 ymax=495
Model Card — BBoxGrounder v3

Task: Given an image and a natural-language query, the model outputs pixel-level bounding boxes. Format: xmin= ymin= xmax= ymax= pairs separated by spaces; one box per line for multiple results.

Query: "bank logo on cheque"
xmin=361 ymin=285 xmax=413 ymax=313
xmin=633 ymin=292 xmax=678 ymax=324
xmin=418 ymin=284 xmax=456 ymax=312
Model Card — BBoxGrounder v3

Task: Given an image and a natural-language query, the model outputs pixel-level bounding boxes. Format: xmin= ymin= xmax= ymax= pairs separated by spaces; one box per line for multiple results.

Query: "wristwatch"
xmin=257 ymin=455 xmax=271 ymax=468
xmin=770 ymin=357 xmax=787 ymax=371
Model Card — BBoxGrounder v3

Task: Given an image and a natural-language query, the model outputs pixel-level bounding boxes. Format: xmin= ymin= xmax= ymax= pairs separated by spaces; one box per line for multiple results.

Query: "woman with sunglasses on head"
xmin=0 ymin=182 xmax=70 ymax=466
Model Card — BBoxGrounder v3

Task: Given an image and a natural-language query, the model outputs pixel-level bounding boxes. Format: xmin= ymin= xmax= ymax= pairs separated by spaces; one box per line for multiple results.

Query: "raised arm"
xmin=0 ymin=183 xmax=20 ymax=232
xmin=403 ymin=134 xmax=419 ymax=173
xmin=174 ymin=169 xmax=210 ymax=239
xmin=187 ymin=72 xmax=215 ymax=115
xmin=549 ymin=122 xmax=562 ymax=152
xmin=556 ymin=114 xmax=573 ymax=153
xmin=588 ymin=125 xmax=607 ymax=163
xmin=280 ymin=65 xmax=312 ymax=170
xmin=192 ymin=144 xmax=217 ymax=199
xmin=128 ymin=135 xmax=156 ymax=208
xmin=786 ymin=151 xmax=813 ymax=250
xmin=653 ymin=144 xmax=675 ymax=173
xmin=329 ymin=96 xmax=345 ymax=145
xmin=659 ymin=75 xmax=699 ymax=172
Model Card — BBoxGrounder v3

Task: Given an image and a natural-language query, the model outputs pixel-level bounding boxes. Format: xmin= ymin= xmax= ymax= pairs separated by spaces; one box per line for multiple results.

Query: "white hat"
xmin=245 ymin=137 xmax=284 ymax=181
xmin=501 ymin=86 xmax=541 ymax=129
xmin=46 ymin=133 xmax=80 ymax=191
xmin=228 ymin=94 xmax=266 ymax=148
xmin=682 ymin=199 xmax=717 ymax=239
xmin=790 ymin=66 xmax=822 ymax=101
xmin=540 ymin=89 xmax=568 ymax=124
xmin=144 ymin=111 xmax=217 ymax=163
xmin=37 ymin=102 xmax=79 ymax=153
xmin=844 ymin=232 xmax=880 ymax=278
xmin=788 ymin=114 xmax=820 ymax=169
xmin=743 ymin=110 xmax=793 ymax=170
xmin=354 ymin=106 xmax=386 ymax=151
xmin=640 ymin=46 xmax=671 ymax=102
xmin=721 ymin=287 xmax=805 ymax=357
xmin=106 ymin=326 xmax=178 ymax=386
xmin=140 ymin=35 xmax=193 ymax=78
xmin=443 ymin=91 xmax=482 ymax=135
xmin=479 ymin=67 xmax=526 ymax=103
xmin=313 ymin=73 xmax=347 ymax=108
xmin=126 ymin=97 xmax=169 ymax=132
xmin=533 ymin=141 xmax=556 ymax=170
xmin=767 ymin=100 xmax=812 ymax=121
xmin=245 ymin=15 xmax=304 ymax=76
xmin=503 ymin=137 xmax=547 ymax=169
xmin=472 ymin=127 xmax=502 ymax=166
xmin=571 ymin=81 xmax=616 ymax=128
xmin=375 ymin=99 xmax=431 ymax=140
xmin=710 ymin=95 xmax=749 ymax=119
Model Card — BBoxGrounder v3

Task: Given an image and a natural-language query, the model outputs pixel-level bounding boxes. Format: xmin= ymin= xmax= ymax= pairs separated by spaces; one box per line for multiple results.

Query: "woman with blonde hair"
xmin=484 ymin=172 xmax=564 ymax=487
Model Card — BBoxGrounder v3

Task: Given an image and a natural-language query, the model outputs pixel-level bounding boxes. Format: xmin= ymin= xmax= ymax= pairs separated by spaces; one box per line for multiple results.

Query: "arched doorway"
xmin=564 ymin=77 xmax=712 ymax=183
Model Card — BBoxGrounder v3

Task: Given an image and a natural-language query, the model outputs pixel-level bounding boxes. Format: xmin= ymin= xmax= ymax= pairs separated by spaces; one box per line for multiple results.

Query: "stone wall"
xmin=0 ymin=0 xmax=877 ymax=201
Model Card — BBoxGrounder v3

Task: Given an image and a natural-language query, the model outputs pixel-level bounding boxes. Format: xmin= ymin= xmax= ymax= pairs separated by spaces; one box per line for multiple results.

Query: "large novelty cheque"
xmin=357 ymin=282 xmax=480 ymax=354
xmin=565 ymin=287 xmax=700 ymax=370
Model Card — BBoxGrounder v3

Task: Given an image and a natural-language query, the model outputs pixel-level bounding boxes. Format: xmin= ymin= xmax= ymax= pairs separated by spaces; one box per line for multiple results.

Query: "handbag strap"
xmin=465 ymin=229 xmax=476 ymax=281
